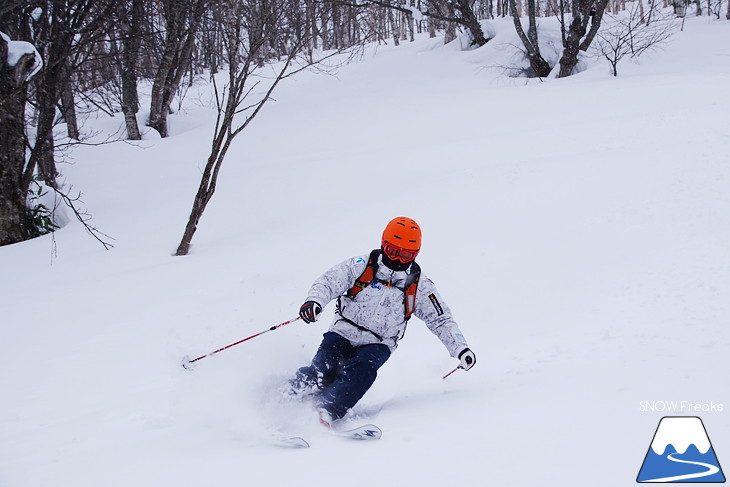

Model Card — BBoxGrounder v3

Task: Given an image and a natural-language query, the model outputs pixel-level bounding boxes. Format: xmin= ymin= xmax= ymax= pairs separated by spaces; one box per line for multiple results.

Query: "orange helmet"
xmin=382 ymin=217 xmax=421 ymax=257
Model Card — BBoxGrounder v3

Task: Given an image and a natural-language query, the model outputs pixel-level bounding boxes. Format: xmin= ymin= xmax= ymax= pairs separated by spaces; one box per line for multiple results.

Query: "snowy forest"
xmin=1 ymin=0 xmax=729 ymax=249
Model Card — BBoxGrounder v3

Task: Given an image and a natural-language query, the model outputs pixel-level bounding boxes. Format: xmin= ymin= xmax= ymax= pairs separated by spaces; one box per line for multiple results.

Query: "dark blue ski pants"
xmin=296 ymin=331 xmax=390 ymax=419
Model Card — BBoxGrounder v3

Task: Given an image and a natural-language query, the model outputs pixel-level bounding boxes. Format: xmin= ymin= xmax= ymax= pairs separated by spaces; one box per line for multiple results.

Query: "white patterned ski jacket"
xmin=305 ymin=252 xmax=469 ymax=356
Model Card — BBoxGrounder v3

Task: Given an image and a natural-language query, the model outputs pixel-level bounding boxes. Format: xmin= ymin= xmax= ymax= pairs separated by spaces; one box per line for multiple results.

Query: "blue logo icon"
xmin=637 ymin=416 xmax=726 ymax=483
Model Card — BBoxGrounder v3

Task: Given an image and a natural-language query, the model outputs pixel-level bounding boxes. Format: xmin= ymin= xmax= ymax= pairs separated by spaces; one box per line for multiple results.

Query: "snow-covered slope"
xmin=1 ymin=16 xmax=729 ymax=487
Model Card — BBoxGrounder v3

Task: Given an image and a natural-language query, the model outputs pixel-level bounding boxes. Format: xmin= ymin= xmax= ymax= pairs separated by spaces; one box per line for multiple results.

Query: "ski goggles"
xmin=382 ymin=241 xmax=419 ymax=263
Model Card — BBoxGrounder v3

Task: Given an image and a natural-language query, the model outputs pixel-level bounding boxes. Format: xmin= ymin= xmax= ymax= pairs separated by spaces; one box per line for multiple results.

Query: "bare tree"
xmin=593 ymin=3 xmax=677 ymax=76
xmin=421 ymin=0 xmax=491 ymax=45
xmin=557 ymin=0 xmax=610 ymax=77
xmin=199 ymin=7 xmax=225 ymax=73
xmin=27 ymin=0 xmax=113 ymax=188
xmin=1 ymin=1 xmax=112 ymax=247
xmin=509 ymin=0 xmax=552 ymax=77
xmin=176 ymin=0 xmax=342 ymax=255
xmin=346 ymin=0 xmax=491 ymax=46
xmin=147 ymin=0 xmax=208 ymax=138
xmin=110 ymin=0 xmax=146 ymax=140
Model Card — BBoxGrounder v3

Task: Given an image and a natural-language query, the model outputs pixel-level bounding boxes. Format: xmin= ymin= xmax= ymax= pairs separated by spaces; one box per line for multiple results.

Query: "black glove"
xmin=458 ymin=348 xmax=476 ymax=371
xmin=299 ymin=301 xmax=322 ymax=324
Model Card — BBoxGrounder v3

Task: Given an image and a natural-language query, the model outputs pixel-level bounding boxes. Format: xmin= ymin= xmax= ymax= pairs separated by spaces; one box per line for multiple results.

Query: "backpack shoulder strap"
xmin=346 ymin=249 xmax=381 ymax=299
xmin=403 ymin=262 xmax=421 ymax=321
xmin=346 ymin=249 xmax=421 ymax=321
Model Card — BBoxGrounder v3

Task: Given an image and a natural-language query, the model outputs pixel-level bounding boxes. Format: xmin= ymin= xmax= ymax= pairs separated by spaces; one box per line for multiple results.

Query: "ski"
xmin=268 ymin=423 xmax=380 ymax=448
xmin=270 ymin=433 xmax=310 ymax=448
xmin=333 ymin=423 xmax=382 ymax=440
xmin=317 ymin=408 xmax=381 ymax=440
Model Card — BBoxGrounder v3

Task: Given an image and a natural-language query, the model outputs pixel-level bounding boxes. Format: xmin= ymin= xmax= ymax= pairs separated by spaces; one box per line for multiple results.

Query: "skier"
xmin=288 ymin=216 xmax=476 ymax=427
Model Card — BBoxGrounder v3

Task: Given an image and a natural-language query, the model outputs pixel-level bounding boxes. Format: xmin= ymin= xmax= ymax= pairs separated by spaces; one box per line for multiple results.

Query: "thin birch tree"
xmin=176 ymin=0 xmax=341 ymax=255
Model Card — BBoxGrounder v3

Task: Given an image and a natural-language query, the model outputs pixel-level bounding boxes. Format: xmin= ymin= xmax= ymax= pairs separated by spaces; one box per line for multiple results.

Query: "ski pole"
xmin=442 ymin=365 xmax=463 ymax=379
xmin=182 ymin=316 xmax=301 ymax=370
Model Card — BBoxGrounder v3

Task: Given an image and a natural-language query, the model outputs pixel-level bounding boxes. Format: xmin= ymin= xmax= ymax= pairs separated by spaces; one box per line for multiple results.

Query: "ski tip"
xmin=289 ymin=437 xmax=310 ymax=448
xmin=346 ymin=424 xmax=382 ymax=440
xmin=271 ymin=435 xmax=310 ymax=448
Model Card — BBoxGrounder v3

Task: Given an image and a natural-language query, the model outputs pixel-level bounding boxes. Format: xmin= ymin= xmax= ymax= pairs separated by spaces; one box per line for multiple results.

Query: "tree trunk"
xmin=557 ymin=0 xmax=609 ymax=77
xmin=305 ymin=0 xmax=315 ymax=57
xmin=509 ymin=0 xmax=552 ymax=77
xmin=30 ymin=79 xmax=59 ymax=188
xmin=119 ymin=0 xmax=143 ymax=140
xmin=148 ymin=0 xmax=206 ymax=138
xmin=60 ymin=72 xmax=80 ymax=140
xmin=176 ymin=145 xmax=226 ymax=256
xmin=454 ymin=0 xmax=490 ymax=45
xmin=444 ymin=21 xmax=457 ymax=43
xmin=401 ymin=12 xmax=409 ymax=41
xmin=408 ymin=10 xmax=415 ymax=41
xmin=388 ymin=8 xmax=400 ymax=45
xmin=148 ymin=53 xmax=178 ymax=138
xmin=558 ymin=18 xmax=583 ymax=77
xmin=0 ymin=40 xmax=40 ymax=246
xmin=122 ymin=104 xmax=142 ymax=140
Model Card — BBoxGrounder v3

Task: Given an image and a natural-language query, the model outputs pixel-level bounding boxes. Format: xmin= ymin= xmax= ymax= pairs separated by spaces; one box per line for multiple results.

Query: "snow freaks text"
xmin=639 ymin=401 xmax=724 ymax=413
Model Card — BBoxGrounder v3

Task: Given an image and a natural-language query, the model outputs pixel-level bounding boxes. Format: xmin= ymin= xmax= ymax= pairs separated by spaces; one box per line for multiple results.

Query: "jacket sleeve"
xmin=305 ymin=255 xmax=368 ymax=308
xmin=414 ymin=276 xmax=469 ymax=357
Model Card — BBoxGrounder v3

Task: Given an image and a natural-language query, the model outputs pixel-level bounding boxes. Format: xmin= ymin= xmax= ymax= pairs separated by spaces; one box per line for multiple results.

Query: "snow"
xmin=1 ymin=31 xmax=43 ymax=80
xmin=1 ymin=15 xmax=729 ymax=487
